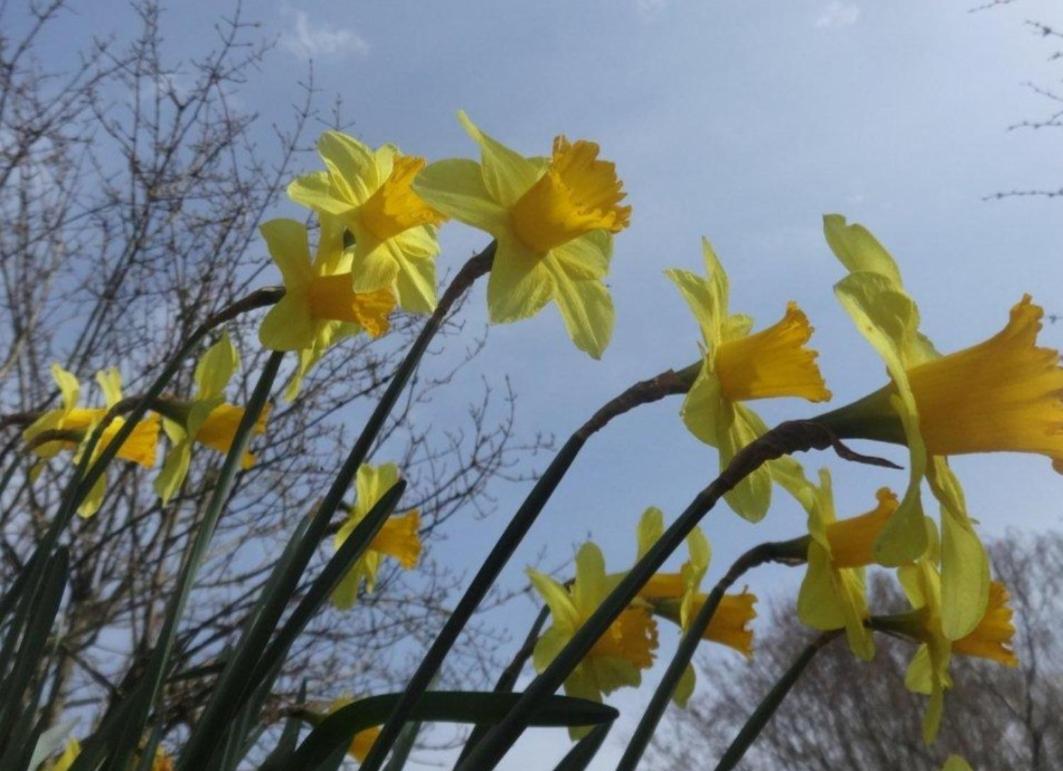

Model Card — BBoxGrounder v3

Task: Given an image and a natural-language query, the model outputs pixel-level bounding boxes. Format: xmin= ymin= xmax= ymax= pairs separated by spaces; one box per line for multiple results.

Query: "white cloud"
xmin=815 ymin=2 xmax=860 ymax=29
xmin=635 ymin=0 xmax=668 ymax=19
xmin=281 ymin=9 xmax=369 ymax=60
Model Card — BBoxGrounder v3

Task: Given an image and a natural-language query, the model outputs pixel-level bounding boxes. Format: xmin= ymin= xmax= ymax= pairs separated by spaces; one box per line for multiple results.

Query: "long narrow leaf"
xmin=73 ymin=352 xmax=283 ymax=771
xmin=552 ymin=722 xmax=611 ymax=771
xmin=361 ymin=363 xmax=698 ymax=771
xmin=291 ymin=692 xmax=618 ymax=769
xmin=183 ymin=480 xmax=406 ymax=762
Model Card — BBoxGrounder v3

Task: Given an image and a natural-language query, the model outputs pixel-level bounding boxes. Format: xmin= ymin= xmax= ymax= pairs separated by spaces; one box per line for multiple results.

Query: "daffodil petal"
xmin=155 ymin=441 xmax=191 ymax=504
xmin=720 ymin=403 xmax=772 ymax=522
xmin=194 ymin=332 xmax=239 ymax=400
xmin=672 ymin=663 xmax=696 ymax=708
xmin=317 ymin=130 xmax=375 ymax=203
xmin=939 ymin=511 xmax=990 ymax=641
xmin=486 ymin=236 xmax=554 ymax=323
xmin=457 ymin=111 xmax=544 ymax=208
xmin=550 ymin=269 xmax=614 ymax=359
xmin=636 ymin=507 xmax=664 ymax=560
xmin=823 ymin=213 xmax=904 ymax=289
xmin=413 ymin=158 xmax=509 ymax=233
xmin=260 ymin=219 xmax=313 ymax=290
xmin=51 ymin=364 xmax=80 ymax=412
xmin=797 ymin=544 xmax=844 ymax=629
xmin=258 ymin=295 xmax=315 ymax=351
xmin=680 ymin=365 xmax=723 ymax=446
xmin=288 ymin=171 xmax=349 ymax=215
xmin=528 ymin=570 xmax=580 ymax=633
xmin=388 ymin=239 xmax=437 ymax=314
xmin=549 ymin=231 xmax=611 ymax=281
xmin=573 ymin=542 xmax=607 ymax=609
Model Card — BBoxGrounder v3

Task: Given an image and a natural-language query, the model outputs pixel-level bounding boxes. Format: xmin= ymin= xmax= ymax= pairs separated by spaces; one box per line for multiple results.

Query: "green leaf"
xmin=290 ymin=692 xmax=618 ymax=769
xmin=552 ymin=723 xmax=611 ymax=771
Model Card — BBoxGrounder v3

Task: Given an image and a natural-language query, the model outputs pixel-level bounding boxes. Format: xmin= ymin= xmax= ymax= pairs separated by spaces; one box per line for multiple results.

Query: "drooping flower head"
xmin=793 ymin=467 xmax=896 ymax=660
xmin=23 ymin=365 xmax=160 ymax=517
xmin=528 ymin=542 xmax=658 ymax=736
xmin=258 ymin=216 xmax=396 ymax=371
xmin=331 ymin=462 xmax=421 ymax=609
xmin=153 ymin=332 xmax=271 ymax=503
xmin=883 ymin=550 xmax=1018 ymax=743
xmin=668 ymin=238 xmax=830 ymax=521
xmin=815 ymin=214 xmax=1002 ymax=639
xmin=413 ymin=112 xmax=631 ymax=358
xmin=288 ymin=132 xmax=445 ymax=313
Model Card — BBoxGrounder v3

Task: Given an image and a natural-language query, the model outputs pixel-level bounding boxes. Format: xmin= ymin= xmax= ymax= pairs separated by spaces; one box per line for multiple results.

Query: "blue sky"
xmin=26 ymin=0 xmax=1063 ymax=766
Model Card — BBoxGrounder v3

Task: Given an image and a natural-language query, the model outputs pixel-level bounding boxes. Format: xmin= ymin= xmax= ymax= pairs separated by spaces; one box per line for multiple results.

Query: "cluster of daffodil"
xmin=21 ymin=334 xmax=270 ymax=516
xmin=510 ymin=213 xmax=1050 ymax=745
xmin=23 ymin=110 xmax=1062 ymax=768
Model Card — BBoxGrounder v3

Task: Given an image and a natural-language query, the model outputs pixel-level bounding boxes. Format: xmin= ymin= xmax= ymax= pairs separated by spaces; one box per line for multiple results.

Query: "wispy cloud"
xmin=281 ymin=9 xmax=369 ymax=60
xmin=635 ymin=0 xmax=668 ymax=19
xmin=815 ymin=2 xmax=860 ymax=29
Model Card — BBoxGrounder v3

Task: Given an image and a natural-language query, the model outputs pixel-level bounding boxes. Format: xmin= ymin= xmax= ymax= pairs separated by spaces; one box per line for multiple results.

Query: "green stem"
xmin=457 ymin=420 xmax=894 ymax=770
xmin=456 ymin=604 xmax=552 ymax=766
xmin=92 ymin=350 xmax=284 ymax=771
xmin=713 ymin=630 xmax=841 ymax=771
xmin=360 ymin=363 xmax=699 ymax=771
xmin=617 ymin=536 xmax=809 ymax=771
xmin=176 ymin=244 xmax=495 ymax=770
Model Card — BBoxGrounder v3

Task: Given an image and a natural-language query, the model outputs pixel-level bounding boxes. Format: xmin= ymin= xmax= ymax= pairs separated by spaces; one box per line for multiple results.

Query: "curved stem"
xmin=457 ymin=421 xmax=895 ymax=770
xmin=713 ymin=630 xmax=841 ymax=771
xmin=617 ymin=536 xmax=809 ymax=771
xmin=360 ymin=363 xmax=699 ymax=771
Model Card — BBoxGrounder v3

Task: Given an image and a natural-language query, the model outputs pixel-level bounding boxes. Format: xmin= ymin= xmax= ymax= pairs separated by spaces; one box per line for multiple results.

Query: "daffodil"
xmin=153 ymin=333 xmax=271 ymax=503
xmin=668 ymin=238 xmax=831 ymax=521
xmin=413 ymin=112 xmax=631 ymax=359
xmin=327 ymin=696 xmax=382 ymax=762
xmin=23 ymin=365 xmax=159 ymax=517
xmin=258 ymin=216 xmax=396 ymax=378
xmin=287 ymin=131 xmax=445 ymax=313
xmin=616 ymin=507 xmax=711 ymax=706
xmin=882 ymin=551 xmax=1018 ymax=743
xmin=628 ymin=506 xmax=711 ymax=603
xmin=331 ymin=463 xmax=421 ymax=609
xmin=632 ymin=505 xmax=755 ymax=658
xmin=42 ymin=738 xmax=80 ymax=771
xmin=815 ymin=214 xmax=1001 ymax=638
xmin=794 ymin=468 xmax=895 ymax=660
xmin=528 ymin=542 xmax=658 ymax=736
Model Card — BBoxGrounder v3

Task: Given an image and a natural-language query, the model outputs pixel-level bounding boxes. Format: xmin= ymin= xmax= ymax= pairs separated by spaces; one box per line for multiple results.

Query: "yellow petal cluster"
xmin=331 ymin=463 xmax=421 ymax=609
xmin=413 ymin=112 xmax=628 ymax=358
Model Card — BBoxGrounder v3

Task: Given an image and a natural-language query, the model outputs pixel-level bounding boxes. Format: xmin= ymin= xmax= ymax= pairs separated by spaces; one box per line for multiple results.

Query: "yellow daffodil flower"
xmin=627 ymin=506 xmax=711 ymax=604
xmin=287 ymin=131 xmax=445 ymax=313
xmin=793 ymin=468 xmax=895 ymax=660
xmin=154 ymin=333 xmax=271 ymax=503
xmin=331 ymin=463 xmax=421 ymax=609
xmin=258 ymin=215 xmax=396 ymax=367
xmin=881 ymin=541 xmax=1017 ymax=743
xmin=816 ymin=214 xmax=999 ymax=638
xmin=413 ymin=112 xmax=631 ymax=359
xmin=327 ymin=695 xmax=382 ymax=762
xmin=528 ymin=542 xmax=657 ymax=736
xmin=942 ymin=756 xmax=973 ymax=771
xmin=23 ymin=365 xmax=159 ymax=517
xmin=42 ymin=738 xmax=80 ymax=771
xmin=668 ymin=238 xmax=831 ymax=521
xmin=150 ymin=748 xmax=174 ymax=771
